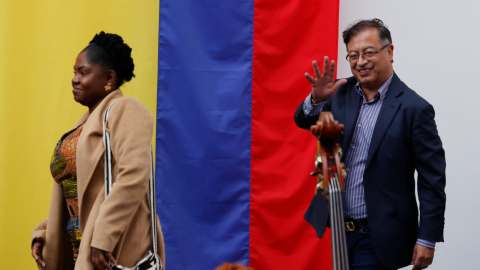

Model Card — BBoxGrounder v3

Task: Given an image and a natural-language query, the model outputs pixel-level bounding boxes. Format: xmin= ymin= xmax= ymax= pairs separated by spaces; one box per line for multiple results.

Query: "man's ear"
xmin=388 ymin=44 xmax=394 ymax=63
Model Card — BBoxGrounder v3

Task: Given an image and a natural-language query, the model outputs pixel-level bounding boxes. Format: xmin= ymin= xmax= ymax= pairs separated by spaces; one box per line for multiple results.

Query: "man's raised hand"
xmin=305 ymin=56 xmax=347 ymax=103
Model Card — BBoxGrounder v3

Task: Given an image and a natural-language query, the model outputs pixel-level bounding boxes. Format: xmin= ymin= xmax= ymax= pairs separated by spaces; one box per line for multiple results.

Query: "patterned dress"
xmin=50 ymin=123 xmax=85 ymax=263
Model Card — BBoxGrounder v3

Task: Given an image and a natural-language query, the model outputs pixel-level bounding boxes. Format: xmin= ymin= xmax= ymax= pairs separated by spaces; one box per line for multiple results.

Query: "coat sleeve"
xmin=90 ymin=97 xmax=154 ymax=252
xmin=412 ymin=103 xmax=446 ymax=242
xmin=294 ymin=98 xmax=332 ymax=130
xmin=31 ymin=180 xmax=65 ymax=247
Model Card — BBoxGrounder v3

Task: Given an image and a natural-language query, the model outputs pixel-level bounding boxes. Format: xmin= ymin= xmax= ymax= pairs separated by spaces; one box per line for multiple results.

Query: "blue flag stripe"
xmin=156 ymin=0 xmax=253 ymax=269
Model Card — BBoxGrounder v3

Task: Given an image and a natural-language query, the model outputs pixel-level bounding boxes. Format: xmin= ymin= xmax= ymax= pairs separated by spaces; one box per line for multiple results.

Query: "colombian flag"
xmin=156 ymin=0 xmax=339 ymax=269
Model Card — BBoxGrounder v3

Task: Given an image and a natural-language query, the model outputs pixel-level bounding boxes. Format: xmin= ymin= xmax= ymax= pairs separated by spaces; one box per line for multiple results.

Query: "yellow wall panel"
xmin=0 ymin=1 xmax=159 ymax=268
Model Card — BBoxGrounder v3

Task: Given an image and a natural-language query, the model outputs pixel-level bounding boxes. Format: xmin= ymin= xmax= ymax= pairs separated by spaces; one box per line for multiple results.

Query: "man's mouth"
xmin=357 ymin=68 xmax=372 ymax=74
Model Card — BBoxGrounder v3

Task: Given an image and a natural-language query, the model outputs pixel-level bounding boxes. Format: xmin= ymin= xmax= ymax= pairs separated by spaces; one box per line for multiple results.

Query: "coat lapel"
xmin=75 ymin=112 xmax=89 ymax=128
xmin=343 ymin=84 xmax=362 ymax=150
xmin=76 ymin=90 xmax=124 ymax=221
xmin=365 ymin=75 xmax=403 ymax=169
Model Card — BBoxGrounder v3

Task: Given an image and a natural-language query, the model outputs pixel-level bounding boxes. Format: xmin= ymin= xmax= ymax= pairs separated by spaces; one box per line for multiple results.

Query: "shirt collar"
xmin=355 ymin=72 xmax=394 ymax=103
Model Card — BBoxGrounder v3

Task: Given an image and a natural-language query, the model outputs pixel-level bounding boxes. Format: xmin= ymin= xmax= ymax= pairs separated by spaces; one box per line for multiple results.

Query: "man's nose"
xmin=357 ymin=54 xmax=368 ymax=65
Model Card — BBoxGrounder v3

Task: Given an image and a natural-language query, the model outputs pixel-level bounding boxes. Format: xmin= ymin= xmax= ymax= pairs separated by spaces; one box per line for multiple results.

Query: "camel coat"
xmin=32 ymin=90 xmax=165 ymax=270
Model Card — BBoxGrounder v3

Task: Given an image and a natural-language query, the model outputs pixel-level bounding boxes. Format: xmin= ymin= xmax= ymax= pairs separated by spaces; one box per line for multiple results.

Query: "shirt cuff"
xmin=302 ymin=93 xmax=325 ymax=116
xmin=416 ymin=239 xmax=436 ymax=249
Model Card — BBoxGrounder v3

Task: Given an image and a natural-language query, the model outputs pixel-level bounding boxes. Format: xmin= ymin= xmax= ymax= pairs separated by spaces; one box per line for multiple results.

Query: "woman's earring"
xmin=105 ymin=82 xmax=112 ymax=92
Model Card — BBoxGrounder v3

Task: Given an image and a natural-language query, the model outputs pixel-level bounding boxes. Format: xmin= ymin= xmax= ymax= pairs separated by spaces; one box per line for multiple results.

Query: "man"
xmin=294 ymin=19 xmax=446 ymax=270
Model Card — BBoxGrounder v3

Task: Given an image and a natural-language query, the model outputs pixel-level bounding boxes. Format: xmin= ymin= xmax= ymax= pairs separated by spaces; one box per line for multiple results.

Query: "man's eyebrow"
xmin=348 ymin=46 xmax=376 ymax=54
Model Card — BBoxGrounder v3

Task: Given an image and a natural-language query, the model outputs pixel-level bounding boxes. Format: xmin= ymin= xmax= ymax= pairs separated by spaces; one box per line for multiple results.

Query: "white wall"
xmin=336 ymin=1 xmax=479 ymax=269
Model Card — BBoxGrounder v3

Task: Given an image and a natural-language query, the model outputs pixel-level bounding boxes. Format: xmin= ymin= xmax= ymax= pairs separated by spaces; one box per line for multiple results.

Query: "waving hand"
xmin=305 ymin=56 xmax=347 ymax=103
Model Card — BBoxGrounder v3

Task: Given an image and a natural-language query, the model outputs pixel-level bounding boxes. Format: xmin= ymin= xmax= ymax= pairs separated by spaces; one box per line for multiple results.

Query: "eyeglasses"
xmin=346 ymin=44 xmax=390 ymax=62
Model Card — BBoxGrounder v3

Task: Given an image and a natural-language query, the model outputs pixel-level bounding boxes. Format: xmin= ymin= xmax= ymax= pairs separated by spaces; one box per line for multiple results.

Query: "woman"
xmin=31 ymin=32 xmax=165 ymax=270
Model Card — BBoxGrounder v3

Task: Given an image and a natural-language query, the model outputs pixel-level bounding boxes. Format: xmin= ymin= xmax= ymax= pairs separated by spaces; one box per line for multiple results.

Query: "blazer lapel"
xmin=343 ymin=84 xmax=362 ymax=150
xmin=76 ymin=90 xmax=124 ymax=216
xmin=75 ymin=112 xmax=89 ymax=128
xmin=365 ymin=75 xmax=403 ymax=169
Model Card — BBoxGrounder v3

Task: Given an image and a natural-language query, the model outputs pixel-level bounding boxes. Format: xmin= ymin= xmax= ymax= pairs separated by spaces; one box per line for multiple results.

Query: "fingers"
xmin=333 ymin=78 xmax=347 ymax=91
xmin=99 ymin=253 xmax=112 ymax=270
xmin=91 ymin=249 xmax=101 ymax=270
xmin=412 ymin=258 xmax=425 ymax=270
xmin=105 ymin=252 xmax=117 ymax=267
xmin=322 ymin=56 xmax=329 ymax=77
xmin=309 ymin=57 xmax=336 ymax=81
xmin=423 ymin=249 xmax=434 ymax=269
xmin=411 ymin=245 xmax=434 ymax=270
xmin=33 ymin=250 xmax=45 ymax=270
xmin=94 ymin=254 xmax=111 ymax=270
xmin=306 ymin=57 xmax=342 ymax=100
xmin=93 ymin=255 xmax=111 ymax=270
xmin=92 ymin=248 xmax=114 ymax=270
xmin=411 ymin=254 xmax=422 ymax=270
xmin=92 ymin=253 xmax=98 ymax=270
xmin=36 ymin=236 xmax=44 ymax=245
xmin=312 ymin=60 xmax=321 ymax=79
xmin=411 ymin=246 xmax=417 ymax=266
xmin=426 ymin=256 xmax=434 ymax=267
xmin=32 ymin=236 xmax=45 ymax=269
xmin=36 ymin=261 xmax=45 ymax=270
xmin=305 ymin=73 xmax=316 ymax=84
xmin=34 ymin=255 xmax=46 ymax=269
xmin=329 ymin=60 xmax=336 ymax=77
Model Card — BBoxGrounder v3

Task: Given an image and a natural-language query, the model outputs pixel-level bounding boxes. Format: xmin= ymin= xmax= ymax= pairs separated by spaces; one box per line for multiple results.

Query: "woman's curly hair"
xmin=82 ymin=31 xmax=135 ymax=88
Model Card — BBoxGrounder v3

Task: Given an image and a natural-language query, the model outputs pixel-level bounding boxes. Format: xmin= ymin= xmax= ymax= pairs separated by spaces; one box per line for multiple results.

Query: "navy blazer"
xmin=294 ymin=74 xmax=446 ymax=269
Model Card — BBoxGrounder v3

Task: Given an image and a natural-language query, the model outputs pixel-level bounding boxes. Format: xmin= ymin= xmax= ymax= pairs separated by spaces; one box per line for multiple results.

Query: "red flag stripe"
xmin=250 ymin=0 xmax=339 ymax=269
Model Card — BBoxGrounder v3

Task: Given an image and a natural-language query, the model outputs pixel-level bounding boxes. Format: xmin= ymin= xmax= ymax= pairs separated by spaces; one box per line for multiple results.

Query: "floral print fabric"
xmin=50 ymin=123 xmax=84 ymax=263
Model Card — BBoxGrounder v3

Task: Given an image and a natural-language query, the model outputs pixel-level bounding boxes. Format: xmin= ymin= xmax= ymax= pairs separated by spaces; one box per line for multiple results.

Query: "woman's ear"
xmin=106 ymin=69 xmax=117 ymax=90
